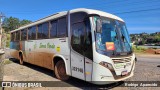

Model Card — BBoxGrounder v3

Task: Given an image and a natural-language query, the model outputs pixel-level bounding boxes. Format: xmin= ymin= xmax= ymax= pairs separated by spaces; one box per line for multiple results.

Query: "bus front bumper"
xmin=91 ymin=61 xmax=135 ymax=85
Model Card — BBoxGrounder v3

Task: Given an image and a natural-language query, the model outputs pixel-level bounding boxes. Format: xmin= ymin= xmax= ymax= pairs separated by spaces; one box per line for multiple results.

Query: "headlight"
xmin=99 ymin=61 xmax=114 ymax=71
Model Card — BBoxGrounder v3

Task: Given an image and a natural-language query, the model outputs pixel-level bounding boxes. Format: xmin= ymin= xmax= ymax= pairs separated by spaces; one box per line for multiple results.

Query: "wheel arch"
xmin=18 ymin=50 xmax=23 ymax=59
xmin=52 ymin=54 xmax=69 ymax=75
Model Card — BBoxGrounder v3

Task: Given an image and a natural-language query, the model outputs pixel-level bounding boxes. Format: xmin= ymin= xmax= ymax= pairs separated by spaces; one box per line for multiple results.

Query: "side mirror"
xmin=96 ymin=18 xmax=102 ymax=33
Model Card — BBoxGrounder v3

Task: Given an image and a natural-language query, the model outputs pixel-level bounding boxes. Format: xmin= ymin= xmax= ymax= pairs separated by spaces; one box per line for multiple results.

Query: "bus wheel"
xmin=55 ymin=60 xmax=69 ymax=81
xmin=19 ymin=54 xmax=23 ymax=65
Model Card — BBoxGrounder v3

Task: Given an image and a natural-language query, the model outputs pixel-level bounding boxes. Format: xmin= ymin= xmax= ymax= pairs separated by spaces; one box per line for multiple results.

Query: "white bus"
xmin=10 ymin=8 xmax=136 ymax=84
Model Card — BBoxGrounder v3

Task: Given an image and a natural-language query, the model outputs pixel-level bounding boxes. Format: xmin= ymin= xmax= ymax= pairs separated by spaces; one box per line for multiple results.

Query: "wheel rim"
xmin=55 ymin=61 xmax=69 ymax=80
xmin=58 ymin=63 xmax=66 ymax=77
xmin=20 ymin=55 xmax=23 ymax=64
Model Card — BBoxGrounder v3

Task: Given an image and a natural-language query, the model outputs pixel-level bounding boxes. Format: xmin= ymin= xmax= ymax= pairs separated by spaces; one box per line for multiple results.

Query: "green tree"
xmin=20 ymin=19 xmax=32 ymax=26
xmin=2 ymin=17 xmax=20 ymax=33
xmin=142 ymin=39 xmax=146 ymax=45
xmin=6 ymin=33 xmax=10 ymax=47
xmin=2 ymin=17 xmax=32 ymax=33
xmin=2 ymin=16 xmax=32 ymax=47
xmin=155 ymin=34 xmax=160 ymax=42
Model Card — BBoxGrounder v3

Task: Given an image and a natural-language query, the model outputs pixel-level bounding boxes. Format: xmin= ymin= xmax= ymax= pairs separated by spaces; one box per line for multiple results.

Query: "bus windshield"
xmin=95 ymin=17 xmax=132 ymax=55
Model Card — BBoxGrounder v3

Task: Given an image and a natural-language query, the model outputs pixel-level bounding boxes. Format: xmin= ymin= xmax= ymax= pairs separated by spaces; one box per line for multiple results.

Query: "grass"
xmin=3 ymin=59 xmax=13 ymax=65
xmin=132 ymin=45 xmax=146 ymax=53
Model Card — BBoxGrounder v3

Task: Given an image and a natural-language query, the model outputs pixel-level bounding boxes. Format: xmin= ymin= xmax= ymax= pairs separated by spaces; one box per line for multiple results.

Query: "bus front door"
xmin=71 ymin=22 xmax=85 ymax=80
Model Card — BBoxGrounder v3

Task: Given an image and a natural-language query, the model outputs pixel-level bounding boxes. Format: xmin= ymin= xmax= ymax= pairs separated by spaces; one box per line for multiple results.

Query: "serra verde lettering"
xmin=39 ymin=43 xmax=55 ymax=49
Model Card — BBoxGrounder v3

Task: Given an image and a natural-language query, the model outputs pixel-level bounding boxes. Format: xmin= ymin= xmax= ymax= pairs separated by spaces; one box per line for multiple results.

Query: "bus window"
xmin=21 ymin=29 xmax=27 ymax=41
xmin=15 ymin=31 xmax=20 ymax=41
xmin=71 ymin=22 xmax=85 ymax=55
xmin=43 ymin=22 xmax=49 ymax=39
xmin=70 ymin=12 xmax=87 ymax=24
xmin=84 ymin=19 xmax=93 ymax=60
xmin=57 ymin=17 xmax=67 ymax=37
xmin=11 ymin=32 xmax=15 ymax=41
xmin=38 ymin=22 xmax=49 ymax=39
xmin=50 ymin=20 xmax=57 ymax=38
xmin=28 ymin=26 xmax=36 ymax=40
xmin=38 ymin=24 xmax=42 ymax=39
xmin=70 ymin=12 xmax=88 ymax=55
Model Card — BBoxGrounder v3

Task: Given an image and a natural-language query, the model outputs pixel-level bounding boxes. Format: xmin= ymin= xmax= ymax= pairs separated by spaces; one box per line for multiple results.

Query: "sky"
xmin=0 ymin=0 xmax=160 ymax=34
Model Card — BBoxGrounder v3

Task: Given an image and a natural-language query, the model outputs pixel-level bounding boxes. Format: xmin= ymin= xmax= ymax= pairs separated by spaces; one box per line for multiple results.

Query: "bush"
xmin=6 ymin=33 xmax=10 ymax=47
xmin=132 ymin=45 xmax=146 ymax=53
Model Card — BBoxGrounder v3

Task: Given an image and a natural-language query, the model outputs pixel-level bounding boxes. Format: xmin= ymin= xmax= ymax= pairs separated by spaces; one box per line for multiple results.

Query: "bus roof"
xmin=11 ymin=8 xmax=124 ymax=33
xmin=70 ymin=8 xmax=124 ymax=22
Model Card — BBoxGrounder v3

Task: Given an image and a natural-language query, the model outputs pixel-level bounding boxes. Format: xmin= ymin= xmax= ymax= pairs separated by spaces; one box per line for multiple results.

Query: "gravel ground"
xmin=2 ymin=54 xmax=160 ymax=90
xmin=122 ymin=61 xmax=160 ymax=90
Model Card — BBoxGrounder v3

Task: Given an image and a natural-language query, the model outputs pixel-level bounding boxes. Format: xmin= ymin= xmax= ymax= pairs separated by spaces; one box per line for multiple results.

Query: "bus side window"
xmin=50 ymin=20 xmax=57 ymax=38
xmin=57 ymin=17 xmax=67 ymax=37
xmin=38 ymin=24 xmax=43 ymax=39
xmin=38 ymin=22 xmax=49 ymax=39
xmin=21 ymin=29 xmax=27 ymax=41
xmin=28 ymin=26 xmax=36 ymax=40
xmin=70 ymin=12 xmax=87 ymax=24
xmin=70 ymin=12 xmax=93 ymax=59
xmin=42 ymin=22 xmax=49 ymax=39
xmin=84 ymin=19 xmax=93 ymax=60
xmin=11 ymin=33 xmax=15 ymax=41
xmin=15 ymin=31 xmax=20 ymax=41
xmin=71 ymin=22 xmax=85 ymax=54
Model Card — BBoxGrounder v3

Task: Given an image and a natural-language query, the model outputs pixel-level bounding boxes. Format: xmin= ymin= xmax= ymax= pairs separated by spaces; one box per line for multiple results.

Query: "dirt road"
xmin=2 ymin=53 xmax=160 ymax=90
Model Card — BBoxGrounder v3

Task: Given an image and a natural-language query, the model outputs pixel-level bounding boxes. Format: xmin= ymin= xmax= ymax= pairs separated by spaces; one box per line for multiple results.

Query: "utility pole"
xmin=0 ymin=12 xmax=5 ymax=49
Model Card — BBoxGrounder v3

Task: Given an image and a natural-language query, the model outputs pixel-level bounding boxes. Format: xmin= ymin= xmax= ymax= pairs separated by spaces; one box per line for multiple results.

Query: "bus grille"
xmin=112 ymin=57 xmax=132 ymax=64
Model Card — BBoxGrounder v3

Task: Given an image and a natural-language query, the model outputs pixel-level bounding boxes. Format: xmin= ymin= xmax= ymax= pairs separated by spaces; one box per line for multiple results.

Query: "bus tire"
xmin=55 ymin=60 xmax=69 ymax=81
xmin=19 ymin=54 xmax=23 ymax=65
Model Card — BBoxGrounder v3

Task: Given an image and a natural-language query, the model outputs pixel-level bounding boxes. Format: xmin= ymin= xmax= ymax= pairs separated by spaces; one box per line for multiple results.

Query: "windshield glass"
xmin=95 ymin=17 xmax=132 ymax=54
xmin=116 ymin=20 xmax=131 ymax=52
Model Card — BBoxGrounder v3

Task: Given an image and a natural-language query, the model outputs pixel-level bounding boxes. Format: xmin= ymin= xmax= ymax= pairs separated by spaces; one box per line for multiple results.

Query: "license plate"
xmin=121 ymin=70 xmax=128 ymax=75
